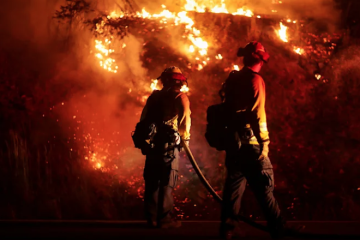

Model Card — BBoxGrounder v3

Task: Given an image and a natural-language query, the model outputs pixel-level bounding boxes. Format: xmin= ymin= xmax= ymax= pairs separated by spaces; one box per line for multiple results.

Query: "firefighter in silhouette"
xmin=139 ymin=66 xmax=191 ymax=228
xmin=218 ymin=42 xmax=286 ymax=239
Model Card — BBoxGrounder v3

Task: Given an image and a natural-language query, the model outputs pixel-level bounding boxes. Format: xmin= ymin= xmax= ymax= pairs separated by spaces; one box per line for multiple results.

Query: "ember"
xmin=94 ymin=38 xmax=118 ymax=73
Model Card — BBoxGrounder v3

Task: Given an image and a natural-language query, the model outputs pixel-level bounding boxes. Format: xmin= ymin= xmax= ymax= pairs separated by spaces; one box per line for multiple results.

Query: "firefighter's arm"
xmin=251 ymin=75 xmax=270 ymax=157
xmin=178 ymin=93 xmax=191 ymax=141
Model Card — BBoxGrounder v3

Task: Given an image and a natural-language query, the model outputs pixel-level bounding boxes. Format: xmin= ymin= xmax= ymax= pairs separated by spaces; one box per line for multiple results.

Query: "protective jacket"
xmin=221 ymin=67 xmax=269 ymax=155
xmin=140 ymin=88 xmax=191 ymax=141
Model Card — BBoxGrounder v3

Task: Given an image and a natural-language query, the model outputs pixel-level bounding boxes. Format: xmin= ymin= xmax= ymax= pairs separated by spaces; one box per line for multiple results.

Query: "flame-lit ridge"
xmin=95 ymin=1 xmax=257 ymax=75
xmin=184 ymin=0 xmax=253 ymax=17
xmin=233 ymin=8 xmax=254 ymax=17
xmin=94 ymin=2 xmax=305 ymax=93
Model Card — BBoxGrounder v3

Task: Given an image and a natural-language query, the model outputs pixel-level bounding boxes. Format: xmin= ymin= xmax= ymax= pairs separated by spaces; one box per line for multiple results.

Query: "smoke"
xmin=0 ymin=0 xmax=151 ymax=177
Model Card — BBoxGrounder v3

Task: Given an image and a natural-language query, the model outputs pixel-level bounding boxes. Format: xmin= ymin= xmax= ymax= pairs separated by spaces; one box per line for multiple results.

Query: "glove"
xmin=180 ymin=139 xmax=190 ymax=152
xmin=258 ymin=142 xmax=269 ymax=161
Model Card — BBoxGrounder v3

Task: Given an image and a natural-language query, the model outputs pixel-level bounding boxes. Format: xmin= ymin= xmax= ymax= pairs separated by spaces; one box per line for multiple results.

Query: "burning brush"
xmin=55 ymin=0 xmax=342 ymax=175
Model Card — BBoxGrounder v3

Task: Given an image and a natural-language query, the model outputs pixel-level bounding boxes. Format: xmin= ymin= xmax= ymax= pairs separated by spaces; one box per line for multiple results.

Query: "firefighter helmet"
xmin=237 ymin=41 xmax=270 ymax=63
xmin=157 ymin=66 xmax=187 ymax=86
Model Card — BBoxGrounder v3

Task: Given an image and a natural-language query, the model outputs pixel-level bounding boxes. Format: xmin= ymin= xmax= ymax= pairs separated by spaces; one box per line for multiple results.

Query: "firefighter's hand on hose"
xmin=258 ymin=154 xmax=267 ymax=161
xmin=258 ymin=142 xmax=269 ymax=161
xmin=180 ymin=139 xmax=190 ymax=152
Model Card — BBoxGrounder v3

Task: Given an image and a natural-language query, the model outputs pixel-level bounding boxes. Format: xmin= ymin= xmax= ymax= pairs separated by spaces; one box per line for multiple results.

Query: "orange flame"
xmin=150 ymin=79 xmax=159 ymax=91
xmin=293 ymin=47 xmax=304 ymax=55
xmin=94 ymin=39 xmax=118 ymax=73
xmin=277 ymin=22 xmax=288 ymax=43
xmin=95 ymin=2 xmax=302 ymax=78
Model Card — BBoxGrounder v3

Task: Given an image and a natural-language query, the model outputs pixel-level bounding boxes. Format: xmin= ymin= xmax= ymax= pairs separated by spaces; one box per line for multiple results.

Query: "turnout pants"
xmin=221 ymin=144 xmax=284 ymax=234
xmin=144 ymin=148 xmax=179 ymax=223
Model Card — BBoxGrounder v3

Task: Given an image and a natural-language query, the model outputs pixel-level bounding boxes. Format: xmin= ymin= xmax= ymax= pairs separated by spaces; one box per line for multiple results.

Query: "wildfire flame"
xmin=150 ymin=79 xmax=159 ymax=91
xmin=184 ymin=0 xmax=253 ymax=17
xmin=94 ymin=1 xmax=305 ymax=98
xmin=94 ymin=39 xmax=118 ymax=73
xmin=294 ymin=47 xmax=304 ymax=55
xmin=233 ymin=8 xmax=254 ymax=17
xmin=276 ymin=22 xmax=305 ymax=55
xmin=277 ymin=22 xmax=288 ymax=43
xmin=94 ymin=1 xmax=257 ymax=76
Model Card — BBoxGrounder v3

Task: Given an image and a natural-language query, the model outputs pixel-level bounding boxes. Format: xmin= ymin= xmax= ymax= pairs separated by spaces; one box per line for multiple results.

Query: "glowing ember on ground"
xmin=294 ymin=47 xmax=304 ymax=55
xmin=215 ymin=54 xmax=223 ymax=60
xmin=315 ymin=74 xmax=322 ymax=80
xmin=277 ymin=22 xmax=288 ymax=43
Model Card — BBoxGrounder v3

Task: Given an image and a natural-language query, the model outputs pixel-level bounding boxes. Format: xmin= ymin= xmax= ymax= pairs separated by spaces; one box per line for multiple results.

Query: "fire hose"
xmin=180 ymin=139 xmax=360 ymax=239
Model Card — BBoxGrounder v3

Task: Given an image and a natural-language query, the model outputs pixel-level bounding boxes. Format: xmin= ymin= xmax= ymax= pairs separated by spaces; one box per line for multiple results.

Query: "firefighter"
xmin=139 ymin=66 xmax=191 ymax=229
xmin=218 ymin=42 xmax=286 ymax=239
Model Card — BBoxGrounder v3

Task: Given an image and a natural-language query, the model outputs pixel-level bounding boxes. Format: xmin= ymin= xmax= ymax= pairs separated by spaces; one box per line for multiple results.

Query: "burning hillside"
xmin=1 ymin=0 xmax=359 ymax=221
xmin=64 ymin=0 xmax=342 ymax=173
